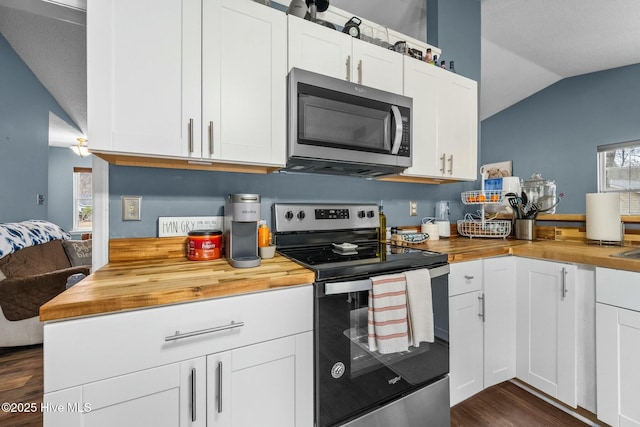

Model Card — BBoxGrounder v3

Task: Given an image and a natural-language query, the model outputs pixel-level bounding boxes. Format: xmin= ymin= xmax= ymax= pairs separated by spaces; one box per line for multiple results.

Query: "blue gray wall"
xmin=0 ymin=33 xmax=79 ymax=223
xmin=107 ymin=1 xmax=482 ymax=238
xmin=48 ymin=147 xmax=93 ymax=235
xmin=481 ymin=63 xmax=640 ymax=213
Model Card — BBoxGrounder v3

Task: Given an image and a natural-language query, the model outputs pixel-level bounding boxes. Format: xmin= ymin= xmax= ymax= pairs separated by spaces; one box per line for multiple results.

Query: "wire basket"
xmin=461 ymin=190 xmax=505 ymax=205
xmin=457 ymin=219 xmax=512 ymax=239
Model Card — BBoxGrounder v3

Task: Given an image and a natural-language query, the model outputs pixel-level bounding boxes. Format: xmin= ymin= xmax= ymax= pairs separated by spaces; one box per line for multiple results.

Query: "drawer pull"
xmin=464 ymin=275 xmax=474 ymax=280
xmin=165 ymin=321 xmax=245 ymax=342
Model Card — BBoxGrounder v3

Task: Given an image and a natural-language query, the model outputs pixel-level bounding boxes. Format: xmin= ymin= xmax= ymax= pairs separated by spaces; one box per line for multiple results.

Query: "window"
xmin=598 ymin=140 xmax=640 ymax=214
xmin=73 ymin=167 xmax=92 ymax=231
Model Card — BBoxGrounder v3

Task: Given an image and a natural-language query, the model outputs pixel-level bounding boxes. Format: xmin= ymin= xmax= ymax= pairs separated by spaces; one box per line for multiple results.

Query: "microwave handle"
xmin=390 ymin=105 xmax=403 ymax=155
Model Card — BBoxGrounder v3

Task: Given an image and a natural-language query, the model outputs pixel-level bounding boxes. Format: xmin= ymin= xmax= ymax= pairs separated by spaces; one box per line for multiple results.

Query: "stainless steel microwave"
xmin=285 ymin=68 xmax=412 ymax=178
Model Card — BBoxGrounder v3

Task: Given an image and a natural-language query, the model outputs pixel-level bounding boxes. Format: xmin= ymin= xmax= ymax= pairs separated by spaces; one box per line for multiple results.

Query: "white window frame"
xmin=73 ymin=167 xmax=93 ymax=232
xmin=597 ymin=140 xmax=640 ymax=215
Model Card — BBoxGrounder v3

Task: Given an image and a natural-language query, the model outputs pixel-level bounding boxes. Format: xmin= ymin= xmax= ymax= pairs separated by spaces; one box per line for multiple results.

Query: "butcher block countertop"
xmin=414 ymin=237 xmax=640 ymax=271
xmin=40 ymin=236 xmax=639 ymax=322
xmin=39 ymin=254 xmax=315 ymax=322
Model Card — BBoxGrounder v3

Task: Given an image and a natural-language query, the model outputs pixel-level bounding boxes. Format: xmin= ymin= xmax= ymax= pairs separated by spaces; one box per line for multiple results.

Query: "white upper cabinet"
xmin=203 ymin=0 xmax=286 ymax=165
xmin=437 ymin=71 xmax=478 ymax=180
xmin=400 ymin=59 xmax=478 ymax=181
xmin=89 ymin=0 xmax=286 ymax=166
xmin=287 ymin=16 xmax=403 ymax=94
xmin=88 ymin=0 xmax=201 ymax=158
xmin=402 ymin=57 xmax=439 ymax=177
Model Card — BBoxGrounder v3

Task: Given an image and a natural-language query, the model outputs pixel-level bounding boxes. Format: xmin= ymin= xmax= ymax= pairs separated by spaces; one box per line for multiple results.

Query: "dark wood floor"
xmin=1 ymin=344 xmax=593 ymax=427
xmin=0 ymin=345 xmax=43 ymax=427
xmin=451 ymin=381 xmax=590 ymax=427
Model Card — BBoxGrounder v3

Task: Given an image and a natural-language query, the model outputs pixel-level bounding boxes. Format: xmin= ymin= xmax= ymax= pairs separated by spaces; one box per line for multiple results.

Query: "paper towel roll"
xmin=586 ymin=193 xmax=621 ymax=242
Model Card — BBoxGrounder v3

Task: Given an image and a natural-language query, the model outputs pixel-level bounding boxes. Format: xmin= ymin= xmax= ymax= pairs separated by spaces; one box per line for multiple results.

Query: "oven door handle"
xmin=324 ymin=264 xmax=449 ymax=295
xmin=325 ymin=279 xmax=372 ymax=295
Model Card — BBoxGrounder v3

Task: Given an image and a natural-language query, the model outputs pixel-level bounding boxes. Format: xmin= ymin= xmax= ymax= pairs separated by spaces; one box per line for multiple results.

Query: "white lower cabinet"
xmin=596 ymin=267 xmax=640 ymax=427
xmin=516 ymin=258 xmax=577 ymax=407
xmin=449 ymin=257 xmax=516 ymax=406
xmin=43 ymin=286 xmax=313 ymax=427
xmin=483 ymin=256 xmax=517 ymax=388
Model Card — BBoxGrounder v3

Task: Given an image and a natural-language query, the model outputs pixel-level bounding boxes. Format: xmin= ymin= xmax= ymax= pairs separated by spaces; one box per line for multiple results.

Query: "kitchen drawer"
xmin=449 ymin=260 xmax=483 ymax=296
xmin=44 ymin=285 xmax=312 ymax=393
xmin=596 ymin=267 xmax=640 ymax=312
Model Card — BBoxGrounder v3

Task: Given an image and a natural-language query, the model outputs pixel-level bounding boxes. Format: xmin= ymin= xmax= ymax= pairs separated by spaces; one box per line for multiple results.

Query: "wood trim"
xmin=93 ymin=152 xmax=282 ymax=175
xmin=73 ymin=167 xmax=92 ymax=173
xmin=378 ymin=175 xmax=455 ymax=184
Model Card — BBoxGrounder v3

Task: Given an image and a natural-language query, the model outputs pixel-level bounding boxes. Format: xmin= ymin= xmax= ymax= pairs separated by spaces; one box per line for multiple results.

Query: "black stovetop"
xmin=278 ymin=241 xmax=447 ymax=281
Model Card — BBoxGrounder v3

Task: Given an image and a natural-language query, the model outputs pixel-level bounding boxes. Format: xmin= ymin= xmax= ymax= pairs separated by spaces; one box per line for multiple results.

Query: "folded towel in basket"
xmin=404 ymin=268 xmax=434 ymax=346
xmin=368 ymin=273 xmax=409 ymax=354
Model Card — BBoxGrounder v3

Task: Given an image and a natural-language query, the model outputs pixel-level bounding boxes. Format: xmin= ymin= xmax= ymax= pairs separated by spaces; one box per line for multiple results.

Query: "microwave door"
xmin=298 ymin=94 xmax=392 ymax=154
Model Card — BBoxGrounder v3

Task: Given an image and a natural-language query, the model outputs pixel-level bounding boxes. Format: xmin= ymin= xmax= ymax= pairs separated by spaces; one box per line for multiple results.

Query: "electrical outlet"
xmin=409 ymin=201 xmax=418 ymax=216
xmin=36 ymin=194 xmax=45 ymax=205
xmin=122 ymin=196 xmax=141 ymax=221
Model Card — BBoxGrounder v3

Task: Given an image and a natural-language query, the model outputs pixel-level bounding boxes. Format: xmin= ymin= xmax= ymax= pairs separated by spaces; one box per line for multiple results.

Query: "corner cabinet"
xmin=400 ymin=58 xmax=478 ymax=181
xmin=43 ymin=286 xmax=313 ymax=427
xmin=88 ymin=0 xmax=286 ymax=167
xmin=516 ymin=258 xmax=577 ymax=407
xmin=287 ymin=15 xmax=403 ymax=94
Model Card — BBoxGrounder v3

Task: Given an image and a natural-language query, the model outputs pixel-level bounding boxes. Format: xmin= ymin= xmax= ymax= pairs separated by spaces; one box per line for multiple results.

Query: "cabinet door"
xmin=596 ymin=303 xmax=640 ymax=427
xmin=483 ymin=256 xmax=516 ymax=388
xmin=352 ymin=38 xmax=404 ymax=94
xmin=202 ymin=0 xmax=286 ymax=165
xmin=402 ymin=57 xmax=439 ymax=177
xmin=516 ymin=258 xmax=577 ymax=407
xmin=44 ymin=359 xmax=206 ymax=427
xmin=437 ymin=72 xmax=478 ymax=180
xmin=208 ymin=333 xmax=313 ymax=427
xmin=449 ymin=291 xmax=484 ymax=406
xmin=87 ymin=0 xmax=201 ymax=158
xmin=287 ymin=15 xmax=352 ymax=81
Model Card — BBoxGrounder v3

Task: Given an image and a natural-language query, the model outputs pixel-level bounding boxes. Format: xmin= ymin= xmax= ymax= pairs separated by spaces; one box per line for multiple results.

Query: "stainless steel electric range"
xmin=273 ymin=203 xmax=451 ymax=427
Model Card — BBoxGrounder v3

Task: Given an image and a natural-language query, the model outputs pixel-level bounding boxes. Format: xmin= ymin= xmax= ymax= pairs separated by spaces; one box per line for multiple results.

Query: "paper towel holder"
xmin=586 ymin=221 xmax=625 ymax=247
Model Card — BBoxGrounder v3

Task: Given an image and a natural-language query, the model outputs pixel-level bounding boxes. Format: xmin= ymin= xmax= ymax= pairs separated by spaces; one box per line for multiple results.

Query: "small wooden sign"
xmin=158 ymin=216 xmax=224 ymax=237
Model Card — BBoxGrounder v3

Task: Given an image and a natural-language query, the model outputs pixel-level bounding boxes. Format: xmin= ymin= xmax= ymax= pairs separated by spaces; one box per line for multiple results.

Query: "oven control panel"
xmin=273 ymin=203 xmax=379 ymax=232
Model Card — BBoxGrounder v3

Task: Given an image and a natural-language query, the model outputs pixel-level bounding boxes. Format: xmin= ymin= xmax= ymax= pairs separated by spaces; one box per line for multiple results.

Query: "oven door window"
xmin=297 ymin=85 xmax=392 ymax=154
xmin=316 ymin=276 xmax=449 ymax=427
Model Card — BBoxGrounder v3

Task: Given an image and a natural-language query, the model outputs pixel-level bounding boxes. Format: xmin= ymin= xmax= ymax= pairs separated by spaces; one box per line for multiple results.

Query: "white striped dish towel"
xmin=404 ymin=268 xmax=434 ymax=347
xmin=367 ymin=273 xmax=409 ymax=354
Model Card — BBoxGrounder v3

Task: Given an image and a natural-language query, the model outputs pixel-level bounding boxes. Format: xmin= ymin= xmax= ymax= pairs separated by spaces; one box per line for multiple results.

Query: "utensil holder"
xmin=515 ymin=219 xmax=536 ymax=240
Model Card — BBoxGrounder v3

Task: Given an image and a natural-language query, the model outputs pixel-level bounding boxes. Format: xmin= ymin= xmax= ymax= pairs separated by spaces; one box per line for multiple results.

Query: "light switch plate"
xmin=122 ymin=196 xmax=141 ymax=221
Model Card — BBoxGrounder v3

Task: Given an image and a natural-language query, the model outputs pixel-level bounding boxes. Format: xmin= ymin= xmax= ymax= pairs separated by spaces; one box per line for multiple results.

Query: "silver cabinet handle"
xmin=478 ymin=294 xmax=485 ymax=322
xmin=561 ymin=267 xmax=568 ymax=300
xmin=346 ymin=55 xmax=351 ymax=81
xmin=440 ymin=154 xmax=446 ymax=174
xmin=447 ymin=155 xmax=454 ymax=175
xmin=191 ymin=368 xmax=197 ymax=422
xmin=165 ymin=321 xmax=244 ymax=342
xmin=217 ymin=361 xmax=223 ymax=413
xmin=208 ymin=121 xmax=214 ymax=155
xmin=464 ymin=275 xmax=474 ymax=280
xmin=188 ymin=118 xmax=194 ymax=153
xmin=357 ymin=59 xmax=363 ymax=84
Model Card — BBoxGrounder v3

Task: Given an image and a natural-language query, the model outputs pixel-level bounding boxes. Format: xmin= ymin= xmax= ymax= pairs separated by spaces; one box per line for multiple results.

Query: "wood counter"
xmin=40 ymin=254 xmax=315 ymax=322
xmin=41 ymin=237 xmax=639 ymax=322
xmin=412 ymin=237 xmax=640 ymax=271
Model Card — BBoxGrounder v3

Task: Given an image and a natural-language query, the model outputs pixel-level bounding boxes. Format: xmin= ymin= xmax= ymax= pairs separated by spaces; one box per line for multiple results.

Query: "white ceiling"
xmin=2 ymin=0 xmax=640 ymax=143
xmin=481 ymin=0 xmax=640 ymax=120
